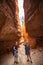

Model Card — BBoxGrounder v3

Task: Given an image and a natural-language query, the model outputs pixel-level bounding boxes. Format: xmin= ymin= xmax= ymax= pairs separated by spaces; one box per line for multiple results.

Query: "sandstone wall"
xmin=0 ymin=0 xmax=21 ymax=54
xmin=24 ymin=0 xmax=43 ymax=48
xmin=24 ymin=0 xmax=43 ymax=38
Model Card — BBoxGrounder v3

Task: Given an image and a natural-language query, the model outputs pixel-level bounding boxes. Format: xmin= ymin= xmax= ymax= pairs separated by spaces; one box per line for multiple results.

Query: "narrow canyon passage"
xmin=0 ymin=0 xmax=43 ymax=54
xmin=0 ymin=0 xmax=43 ymax=65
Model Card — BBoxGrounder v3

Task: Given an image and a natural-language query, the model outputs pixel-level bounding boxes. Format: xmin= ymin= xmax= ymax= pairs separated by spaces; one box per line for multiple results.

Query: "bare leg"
xmin=27 ymin=55 xmax=29 ymax=62
xmin=29 ymin=55 xmax=32 ymax=63
xmin=27 ymin=55 xmax=32 ymax=63
xmin=14 ymin=53 xmax=19 ymax=64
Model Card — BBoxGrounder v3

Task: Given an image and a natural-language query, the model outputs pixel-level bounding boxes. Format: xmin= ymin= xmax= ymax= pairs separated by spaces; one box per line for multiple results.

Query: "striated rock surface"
xmin=24 ymin=0 xmax=43 ymax=38
xmin=0 ymin=0 xmax=21 ymax=54
xmin=0 ymin=0 xmax=21 ymax=41
xmin=24 ymin=0 xmax=43 ymax=47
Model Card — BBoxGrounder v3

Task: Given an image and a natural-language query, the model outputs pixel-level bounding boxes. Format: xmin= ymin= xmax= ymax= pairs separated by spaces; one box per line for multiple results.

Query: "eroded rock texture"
xmin=24 ymin=0 xmax=43 ymax=37
xmin=0 ymin=0 xmax=21 ymax=54
xmin=24 ymin=0 xmax=43 ymax=47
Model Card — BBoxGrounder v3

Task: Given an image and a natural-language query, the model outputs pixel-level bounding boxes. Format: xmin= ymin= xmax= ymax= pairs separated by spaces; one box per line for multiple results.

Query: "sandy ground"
xmin=0 ymin=44 xmax=43 ymax=65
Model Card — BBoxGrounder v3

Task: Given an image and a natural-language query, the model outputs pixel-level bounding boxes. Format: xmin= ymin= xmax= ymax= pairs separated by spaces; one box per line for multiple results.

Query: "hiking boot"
xmin=27 ymin=59 xmax=29 ymax=62
xmin=14 ymin=61 xmax=16 ymax=64
xmin=30 ymin=61 xmax=32 ymax=63
xmin=14 ymin=61 xmax=19 ymax=64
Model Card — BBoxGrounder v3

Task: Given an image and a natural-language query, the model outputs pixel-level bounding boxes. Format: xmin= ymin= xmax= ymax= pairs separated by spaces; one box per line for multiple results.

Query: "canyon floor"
xmin=0 ymin=44 xmax=43 ymax=65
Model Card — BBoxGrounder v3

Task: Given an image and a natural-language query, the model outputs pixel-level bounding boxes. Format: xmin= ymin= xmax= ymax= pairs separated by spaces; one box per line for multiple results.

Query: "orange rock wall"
xmin=23 ymin=0 xmax=43 ymax=48
xmin=0 ymin=0 xmax=21 ymax=54
xmin=24 ymin=0 xmax=43 ymax=38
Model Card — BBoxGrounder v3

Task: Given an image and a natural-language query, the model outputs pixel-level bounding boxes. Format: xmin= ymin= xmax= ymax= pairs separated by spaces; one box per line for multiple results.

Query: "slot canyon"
xmin=0 ymin=0 xmax=43 ymax=56
xmin=0 ymin=0 xmax=43 ymax=65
